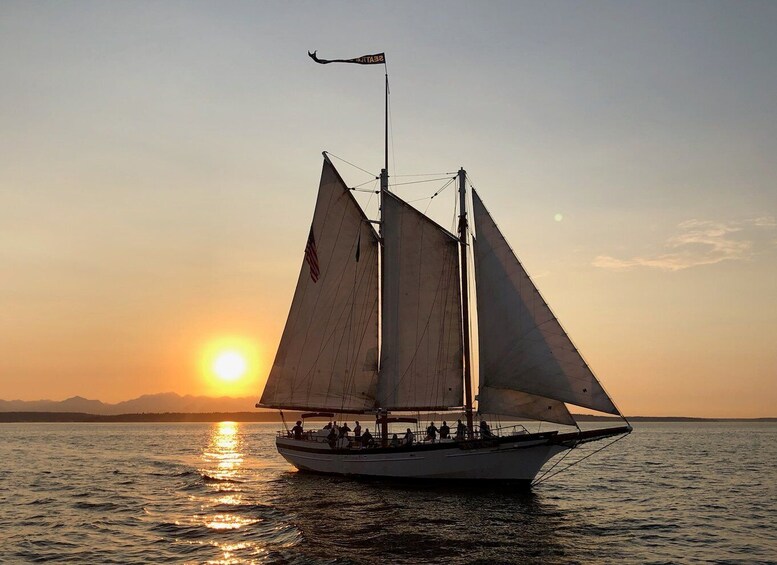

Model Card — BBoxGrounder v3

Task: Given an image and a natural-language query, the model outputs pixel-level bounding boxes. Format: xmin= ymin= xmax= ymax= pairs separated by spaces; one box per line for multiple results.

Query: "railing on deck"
xmin=276 ymin=422 xmax=532 ymax=449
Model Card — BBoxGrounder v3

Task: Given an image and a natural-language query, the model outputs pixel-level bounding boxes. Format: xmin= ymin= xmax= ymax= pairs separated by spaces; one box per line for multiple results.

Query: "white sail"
xmin=472 ymin=189 xmax=620 ymax=416
xmin=259 ymin=158 xmax=379 ymax=411
xmin=478 ymin=386 xmax=575 ymax=426
xmin=378 ymin=192 xmax=464 ymax=410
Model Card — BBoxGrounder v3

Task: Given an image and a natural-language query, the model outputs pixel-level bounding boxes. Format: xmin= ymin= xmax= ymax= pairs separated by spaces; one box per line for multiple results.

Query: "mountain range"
xmin=0 ymin=392 xmax=259 ymax=414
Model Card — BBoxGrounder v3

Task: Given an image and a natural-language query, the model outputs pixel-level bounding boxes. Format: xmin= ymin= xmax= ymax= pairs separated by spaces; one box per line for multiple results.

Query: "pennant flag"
xmin=308 ymin=51 xmax=385 ymax=65
xmin=305 ymin=228 xmax=320 ymax=282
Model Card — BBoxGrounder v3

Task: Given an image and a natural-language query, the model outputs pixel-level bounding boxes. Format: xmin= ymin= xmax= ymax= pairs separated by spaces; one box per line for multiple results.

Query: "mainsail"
xmin=259 ymin=158 xmax=379 ymax=411
xmin=378 ymin=191 xmax=464 ymax=410
xmin=472 ymin=189 xmax=620 ymax=419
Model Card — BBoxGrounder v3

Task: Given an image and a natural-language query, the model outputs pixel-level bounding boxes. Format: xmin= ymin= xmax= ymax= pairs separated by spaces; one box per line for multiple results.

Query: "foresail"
xmin=472 ymin=189 xmax=620 ymax=416
xmin=378 ymin=192 xmax=464 ymax=410
xmin=478 ymin=386 xmax=575 ymax=426
xmin=259 ymin=158 xmax=379 ymax=411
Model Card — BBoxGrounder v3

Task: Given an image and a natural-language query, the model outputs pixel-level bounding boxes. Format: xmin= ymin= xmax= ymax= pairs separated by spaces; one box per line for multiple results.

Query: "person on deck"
xmin=323 ymin=421 xmax=332 ymax=430
xmin=361 ymin=428 xmax=374 ymax=448
xmin=455 ymin=419 xmax=467 ymax=440
xmin=353 ymin=421 xmax=362 ymax=439
xmin=439 ymin=421 xmax=450 ymax=439
xmin=327 ymin=425 xmax=338 ymax=448
xmin=404 ymin=428 xmax=415 ymax=446
xmin=480 ymin=420 xmax=493 ymax=439
xmin=339 ymin=422 xmax=351 ymax=438
xmin=291 ymin=420 xmax=304 ymax=440
xmin=426 ymin=422 xmax=439 ymax=442
xmin=390 ymin=433 xmax=400 ymax=447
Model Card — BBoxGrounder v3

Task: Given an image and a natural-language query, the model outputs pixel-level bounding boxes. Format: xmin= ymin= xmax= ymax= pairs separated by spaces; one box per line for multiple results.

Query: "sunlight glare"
xmin=213 ymin=351 xmax=247 ymax=382
xmin=199 ymin=335 xmax=265 ymax=396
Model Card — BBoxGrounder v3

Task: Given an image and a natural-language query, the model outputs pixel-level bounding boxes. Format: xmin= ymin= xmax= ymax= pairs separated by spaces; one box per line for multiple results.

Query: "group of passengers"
xmin=289 ymin=417 xmax=495 ymax=447
xmin=422 ymin=419 xmax=492 ymax=441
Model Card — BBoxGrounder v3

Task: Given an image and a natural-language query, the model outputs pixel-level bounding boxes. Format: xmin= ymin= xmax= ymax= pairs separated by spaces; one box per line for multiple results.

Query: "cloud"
xmin=593 ymin=217 xmax=776 ymax=272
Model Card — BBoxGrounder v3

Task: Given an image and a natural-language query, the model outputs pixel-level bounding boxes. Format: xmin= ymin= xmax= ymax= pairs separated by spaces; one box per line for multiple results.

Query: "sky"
xmin=1 ymin=1 xmax=775 ymax=417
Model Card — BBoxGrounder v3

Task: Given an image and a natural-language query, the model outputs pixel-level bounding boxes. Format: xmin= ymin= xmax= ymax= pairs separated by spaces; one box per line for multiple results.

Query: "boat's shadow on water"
xmin=268 ymin=470 xmax=585 ymax=565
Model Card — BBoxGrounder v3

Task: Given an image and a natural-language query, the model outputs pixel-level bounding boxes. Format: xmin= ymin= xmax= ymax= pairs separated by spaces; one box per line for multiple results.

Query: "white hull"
xmin=276 ymin=435 xmax=569 ymax=481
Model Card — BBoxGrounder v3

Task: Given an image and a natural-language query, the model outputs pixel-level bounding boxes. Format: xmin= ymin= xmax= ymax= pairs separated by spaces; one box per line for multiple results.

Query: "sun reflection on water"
xmin=199 ymin=421 xmax=258 ymax=560
xmin=190 ymin=422 xmax=298 ymax=562
xmin=203 ymin=421 xmax=244 ymax=481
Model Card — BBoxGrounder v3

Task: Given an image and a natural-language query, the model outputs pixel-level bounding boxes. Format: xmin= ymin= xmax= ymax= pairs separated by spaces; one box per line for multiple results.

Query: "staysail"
xmin=477 ymin=387 xmax=575 ymax=426
xmin=472 ymin=189 xmax=620 ymax=418
xmin=259 ymin=157 xmax=379 ymax=411
xmin=378 ymin=191 xmax=464 ymax=410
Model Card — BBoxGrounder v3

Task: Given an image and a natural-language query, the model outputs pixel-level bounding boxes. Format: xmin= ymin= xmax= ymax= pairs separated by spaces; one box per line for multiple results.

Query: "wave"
xmin=73 ymin=501 xmax=122 ymax=511
xmin=200 ymin=473 xmax=244 ymax=484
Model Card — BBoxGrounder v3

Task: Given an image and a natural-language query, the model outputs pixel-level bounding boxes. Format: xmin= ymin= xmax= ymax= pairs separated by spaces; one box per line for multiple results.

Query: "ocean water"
xmin=0 ymin=422 xmax=774 ymax=564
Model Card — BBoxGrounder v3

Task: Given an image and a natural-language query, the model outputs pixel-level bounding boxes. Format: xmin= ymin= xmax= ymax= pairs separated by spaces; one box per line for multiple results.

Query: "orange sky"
xmin=1 ymin=3 xmax=775 ymax=417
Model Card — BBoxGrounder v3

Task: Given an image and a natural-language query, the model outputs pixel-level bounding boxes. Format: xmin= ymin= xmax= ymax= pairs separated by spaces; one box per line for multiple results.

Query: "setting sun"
xmin=199 ymin=336 xmax=265 ymax=395
xmin=213 ymin=351 xmax=247 ymax=382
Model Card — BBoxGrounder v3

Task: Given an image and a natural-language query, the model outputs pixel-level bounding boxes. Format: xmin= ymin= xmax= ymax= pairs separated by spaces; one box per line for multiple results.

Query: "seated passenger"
xmin=361 ymin=428 xmax=374 ymax=448
xmin=390 ymin=433 xmax=400 ymax=447
xmin=480 ymin=420 xmax=493 ymax=439
xmin=404 ymin=428 xmax=415 ymax=446
xmin=291 ymin=420 xmax=304 ymax=440
xmin=439 ymin=421 xmax=450 ymax=439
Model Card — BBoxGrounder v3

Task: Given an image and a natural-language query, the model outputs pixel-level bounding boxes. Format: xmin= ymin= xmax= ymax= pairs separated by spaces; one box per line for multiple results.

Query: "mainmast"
xmin=378 ymin=71 xmax=389 ymax=445
xmin=458 ymin=168 xmax=475 ymax=436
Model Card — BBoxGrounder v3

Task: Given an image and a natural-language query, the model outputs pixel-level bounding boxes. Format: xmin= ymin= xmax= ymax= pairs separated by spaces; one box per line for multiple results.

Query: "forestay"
xmin=378 ymin=192 xmax=464 ymax=410
xmin=260 ymin=158 xmax=379 ymax=411
xmin=472 ymin=189 xmax=620 ymax=416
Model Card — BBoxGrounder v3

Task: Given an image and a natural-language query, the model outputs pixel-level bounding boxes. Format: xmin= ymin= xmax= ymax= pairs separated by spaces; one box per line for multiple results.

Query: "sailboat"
xmin=257 ymin=61 xmax=630 ymax=483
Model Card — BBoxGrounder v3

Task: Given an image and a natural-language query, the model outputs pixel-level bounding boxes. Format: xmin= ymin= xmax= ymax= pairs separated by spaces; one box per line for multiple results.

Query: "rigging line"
xmin=532 ymin=433 xmax=630 ymax=486
xmin=450 ymin=186 xmax=459 ymax=233
xmin=351 ymin=177 xmax=380 ymax=190
xmin=389 ymin=76 xmax=396 ymax=179
xmin=393 ymin=172 xmax=459 ymax=177
xmin=363 ymin=185 xmax=377 ymax=217
xmin=531 ymin=439 xmax=579 ymax=485
xmin=326 ymin=152 xmax=376 ymax=177
xmin=389 ymin=176 xmax=455 ymax=187
xmin=430 ymin=177 xmax=456 ymax=198
xmin=423 ymin=178 xmax=457 ymax=215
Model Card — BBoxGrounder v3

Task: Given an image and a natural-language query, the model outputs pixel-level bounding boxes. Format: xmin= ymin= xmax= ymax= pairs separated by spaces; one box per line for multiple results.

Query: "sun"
xmin=212 ymin=350 xmax=247 ymax=382
xmin=199 ymin=336 xmax=264 ymax=395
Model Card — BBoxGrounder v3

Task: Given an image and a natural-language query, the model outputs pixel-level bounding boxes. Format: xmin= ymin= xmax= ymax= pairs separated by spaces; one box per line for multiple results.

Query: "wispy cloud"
xmin=593 ymin=217 xmax=776 ymax=272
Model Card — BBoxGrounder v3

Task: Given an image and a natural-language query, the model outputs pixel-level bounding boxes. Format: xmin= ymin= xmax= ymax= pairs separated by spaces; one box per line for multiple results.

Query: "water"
xmin=1 ymin=422 xmax=774 ymax=564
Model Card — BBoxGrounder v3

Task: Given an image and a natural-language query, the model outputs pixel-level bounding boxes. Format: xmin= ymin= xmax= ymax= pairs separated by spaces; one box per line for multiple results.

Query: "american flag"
xmin=305 ymin=228 xmax=320 ymax=283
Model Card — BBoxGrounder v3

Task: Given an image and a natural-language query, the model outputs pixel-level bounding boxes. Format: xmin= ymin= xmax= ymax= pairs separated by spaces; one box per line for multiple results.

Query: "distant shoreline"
xmin=0 ymin=412 xmax=774 ymax=423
